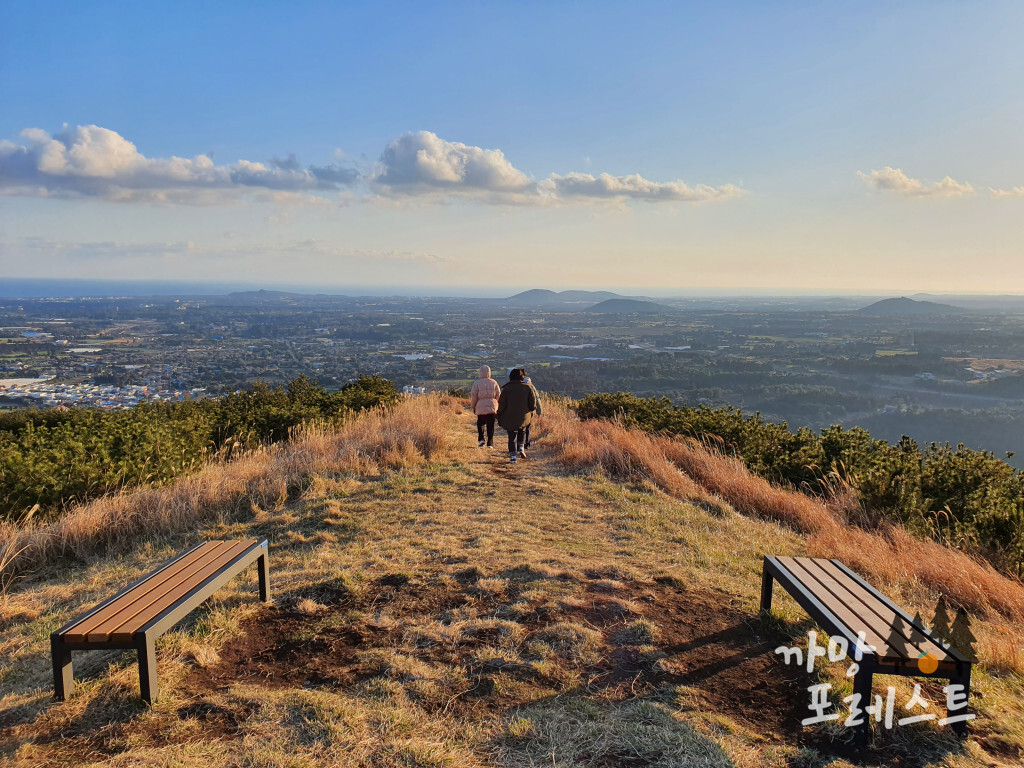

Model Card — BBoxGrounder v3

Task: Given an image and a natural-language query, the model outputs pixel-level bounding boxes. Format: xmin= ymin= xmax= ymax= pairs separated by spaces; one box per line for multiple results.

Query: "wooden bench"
xmin=51 ymin=538 xmax=269 ymax=704
xmin=761 ymin=555 xmax=973 ymax=745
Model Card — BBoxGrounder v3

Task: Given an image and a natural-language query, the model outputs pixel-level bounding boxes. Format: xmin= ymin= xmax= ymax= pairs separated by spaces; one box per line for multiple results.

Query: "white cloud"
xmin=989 ymin=186 xmax=1024 ymax=198
xmin=540 ymin=171 xmax=745 ymax=202
xmin=371 ymin=130 xmax=743 ymax=206
xmin=0 ymin=125 xmax=745 ymax=208
xmin=0 ymin=124 xmax=358 ymax=203
xmin=371 ymin=131 xmax=533 ymax=194
xmin=857 ymin=167 xmax=974 ymax=198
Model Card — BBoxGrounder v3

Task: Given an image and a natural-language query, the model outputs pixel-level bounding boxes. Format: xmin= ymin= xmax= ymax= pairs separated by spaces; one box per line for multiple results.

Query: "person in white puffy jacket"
xmin=470 ymin=365 xmax=502 ymax=447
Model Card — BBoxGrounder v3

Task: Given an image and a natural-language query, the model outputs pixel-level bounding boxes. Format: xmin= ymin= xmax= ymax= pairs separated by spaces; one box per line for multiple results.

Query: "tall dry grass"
xmin=541 ymin=400 xmax=1024 ymax=628
xmin=541 ymin=403 xmax=723 ymax=510
xmin=0 ymin=395 xmax=458 ymax=587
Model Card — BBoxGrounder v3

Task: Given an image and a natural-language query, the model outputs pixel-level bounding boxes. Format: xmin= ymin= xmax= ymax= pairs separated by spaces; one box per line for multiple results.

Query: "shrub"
xmin=0 ymin=375 xmax=399 ymax=521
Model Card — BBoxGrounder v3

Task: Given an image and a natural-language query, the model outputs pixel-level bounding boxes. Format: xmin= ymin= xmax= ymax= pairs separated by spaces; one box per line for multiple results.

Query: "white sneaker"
xmin=478 ymin=439 xmax=486 ymax=447
xmin=509 ymin=453 xmax=517 ymax=463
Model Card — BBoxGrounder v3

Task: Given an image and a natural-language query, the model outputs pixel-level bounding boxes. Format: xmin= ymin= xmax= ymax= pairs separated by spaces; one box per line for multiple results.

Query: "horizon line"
xmin=3 ymin=278 xmax=1024 ymax=300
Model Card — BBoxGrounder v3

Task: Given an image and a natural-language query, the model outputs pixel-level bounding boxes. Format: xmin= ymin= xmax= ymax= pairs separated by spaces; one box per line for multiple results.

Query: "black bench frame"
xmin=51 ymin=539 xmax=269 ymax=704
xmin=761 ymin=555 xmax=973 ymax=745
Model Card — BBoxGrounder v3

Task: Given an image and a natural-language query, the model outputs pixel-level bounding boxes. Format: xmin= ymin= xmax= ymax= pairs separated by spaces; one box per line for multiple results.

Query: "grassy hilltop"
xmin=1 ymin=396 xmax=1023 ymax=767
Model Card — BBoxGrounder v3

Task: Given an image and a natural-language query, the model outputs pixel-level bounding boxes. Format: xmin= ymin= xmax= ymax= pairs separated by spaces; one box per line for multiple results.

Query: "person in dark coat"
xmin=497 ymin=367 xmax=536 ymax=463
xmin=522 ymin=371 xmax=541 ymax=450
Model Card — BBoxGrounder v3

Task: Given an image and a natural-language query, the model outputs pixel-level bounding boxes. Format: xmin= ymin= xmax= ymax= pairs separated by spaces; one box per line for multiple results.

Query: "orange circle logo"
xmin=917 ymin=652 xmax=938 ymax=674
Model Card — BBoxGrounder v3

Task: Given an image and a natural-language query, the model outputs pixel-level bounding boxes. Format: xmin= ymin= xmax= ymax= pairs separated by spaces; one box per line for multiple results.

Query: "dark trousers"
xmin=507 ymin=427 xmax=526 ymax=454
xmin=524 ymin=424 xmax=532 ymax=449
xmin=477 ymin=414 xmax=495 ymax=444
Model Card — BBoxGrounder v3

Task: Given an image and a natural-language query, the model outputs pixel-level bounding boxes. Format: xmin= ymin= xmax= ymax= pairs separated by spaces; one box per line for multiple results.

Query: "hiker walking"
xmin=497 ymin=367 xmax=536 ymax=463
xmin=469 ymin=365 xmax=501 ymax=447
xmin=522 ymin=370 xmax=541 ymax=450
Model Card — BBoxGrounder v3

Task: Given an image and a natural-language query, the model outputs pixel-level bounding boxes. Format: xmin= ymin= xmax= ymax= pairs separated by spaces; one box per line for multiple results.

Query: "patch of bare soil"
xmin=180 ymin=570 xmax=808 ymax=735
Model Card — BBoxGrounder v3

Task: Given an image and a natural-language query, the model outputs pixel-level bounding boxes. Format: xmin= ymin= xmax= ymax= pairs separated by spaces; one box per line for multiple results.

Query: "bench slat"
xmin=106 ymin=539 xmax=257 ymax=642
xmin=136 ymin=540 xmax=266 ymax=639
xmin=806 ymin=558 xmax=952 ymax=663
xmin=64 ymin=540 xmax=255 ymax=642
xmin=65 ymin=541 xmax=234 ymax=642
xmin=85 ymin=541 xmax=244 ymax=643
xmin=764 ymin=556 xmax=865 ymax=651
xmin=61 ymin=541 xmax=223 ymax=640
xmin=830 ymin=559 xmax=972 ymax=665
xmin=777 ymin=557 xmax=901 ymax=658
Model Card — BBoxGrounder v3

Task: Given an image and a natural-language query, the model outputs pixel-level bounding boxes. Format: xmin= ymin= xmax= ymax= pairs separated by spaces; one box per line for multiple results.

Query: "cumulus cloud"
xmin=989 ymin=186 xmax=1024 ymax=198
xmin=0 ymin=124 xmax=744 ymax=207
xmin=540 ymin=171 xmax=745 ymax=202
xmin=371 ymin=131 xmax=533 ymax=194
xmin=857 ymin=167 xmax=974 ymax=198
xmin=369 ymin=130 xmax=743 ymax=205
xmin=0 ymin=124 xmax=359 ymax=203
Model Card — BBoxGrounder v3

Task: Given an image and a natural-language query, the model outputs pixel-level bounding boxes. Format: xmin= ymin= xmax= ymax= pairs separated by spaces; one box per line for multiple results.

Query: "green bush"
xmin=0 ymin=375 xmax=398 ymax=521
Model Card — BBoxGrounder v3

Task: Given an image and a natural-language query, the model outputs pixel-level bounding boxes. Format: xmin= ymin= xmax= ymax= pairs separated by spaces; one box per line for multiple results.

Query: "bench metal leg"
xmin=258 ymin=552 xmax=270 ymax=602
xmin=136 ymin=633 xmax=158 ymax=705
xmin=51 ymin=635 xmax=74 ymax=701
xmin=852 ymin=662 xmax=874 ymax=747
xmin=950 ymin=663 xmax=972 ymax=739
xmin=760 ymin=566 xmax=774 ymax=614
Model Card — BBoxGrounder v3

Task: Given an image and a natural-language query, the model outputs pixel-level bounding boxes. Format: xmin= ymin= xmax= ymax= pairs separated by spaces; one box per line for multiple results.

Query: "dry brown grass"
xmin=2 ymin=396 xmax=1023 ymax=767
xmin=541 ymin=402 xmax=724 ymax=511
xmin=0 ymin=395 xmax=457 ymax=587
xmin=543 ymin=400 xmax=1024 ymax=676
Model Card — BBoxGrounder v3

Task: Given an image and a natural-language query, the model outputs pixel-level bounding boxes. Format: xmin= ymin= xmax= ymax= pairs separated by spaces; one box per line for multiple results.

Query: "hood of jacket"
xmin=478 ymin=365 xmax=491 ymax=378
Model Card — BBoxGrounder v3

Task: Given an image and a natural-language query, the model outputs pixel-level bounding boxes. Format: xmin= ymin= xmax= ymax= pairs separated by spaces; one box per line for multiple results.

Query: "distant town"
xmin=2 ymin=288 xmax=1023 ymax=466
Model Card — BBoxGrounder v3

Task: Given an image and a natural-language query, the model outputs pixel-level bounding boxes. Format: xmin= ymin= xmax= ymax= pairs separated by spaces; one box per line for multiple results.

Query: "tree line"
xmin=0 ymin=375 xmax=398 ymax=521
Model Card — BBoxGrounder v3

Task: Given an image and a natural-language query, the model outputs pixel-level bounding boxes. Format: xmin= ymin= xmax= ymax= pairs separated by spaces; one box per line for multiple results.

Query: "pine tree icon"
xmin=911 ymin=610 xmax=940 ymax=673
xmin=910 ymin=610 xmax=929 ymax=646
xmin=948 ymin=608 xmax=977 ymax=662
xmin=886 ymin=615 xmax=912 ymax=658
xmin=931 ymin=596 xmax=952 ymax=647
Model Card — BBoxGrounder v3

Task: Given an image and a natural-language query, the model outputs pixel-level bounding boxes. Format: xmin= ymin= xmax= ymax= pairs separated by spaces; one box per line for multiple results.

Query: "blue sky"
xmin=2 ymin=1 xmax=1023 ymax=294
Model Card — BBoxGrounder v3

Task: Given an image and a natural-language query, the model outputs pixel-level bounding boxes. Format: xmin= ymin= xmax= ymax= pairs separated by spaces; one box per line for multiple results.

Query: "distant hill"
xmin=583 ymin=298 xmax=673 ymax=314
xmin=910 ymin=293 xmax=1024 ymax=312
xmin=506 ymin=288 xmax=558 ymax=303
xmin=857 ymin=296 xmax=965 ymax=315
xmin=506 ymin=289 xmax=635 ymax=307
